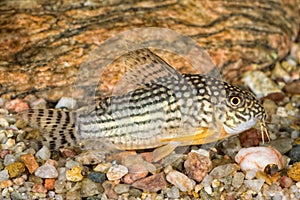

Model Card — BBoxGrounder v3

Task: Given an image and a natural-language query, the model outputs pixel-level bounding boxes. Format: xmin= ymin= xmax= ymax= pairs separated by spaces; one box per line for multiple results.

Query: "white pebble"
xmin=0 ymin=118 xmax=9 ymax=128
xmin=166 ymin=170 xmax=196 ymax=192
xmin=35 ymin=163 xmax=58 ymax=178
xmin=4 ymin=154 xmax=16 ymax=166
xmin=0 ymin=170 xmax=9 ymax=181
xmin=245 ymin=170 xmax=257 ymax=180
xmin=35 ymin=146 xmax=51 ymax=161
xmin=106 ymin=164 xmax=128 ymax=181
xmin=244 ymin=179 xmax=265 ymax=193
xmin=204 ymin=186 xmax=212 ymax=195
xmin=55 ymin=97 xmax=76 ymax=109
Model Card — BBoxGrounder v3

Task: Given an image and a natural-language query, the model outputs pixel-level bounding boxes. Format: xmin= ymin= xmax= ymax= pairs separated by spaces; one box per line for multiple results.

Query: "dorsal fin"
xmin=112 ymin=48 xmax=182 ymax=96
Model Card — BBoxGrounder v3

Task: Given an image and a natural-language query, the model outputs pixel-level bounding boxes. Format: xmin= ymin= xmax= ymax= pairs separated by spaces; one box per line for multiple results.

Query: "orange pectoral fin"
xmin=158 ymin=127 xmax=230 ymax=146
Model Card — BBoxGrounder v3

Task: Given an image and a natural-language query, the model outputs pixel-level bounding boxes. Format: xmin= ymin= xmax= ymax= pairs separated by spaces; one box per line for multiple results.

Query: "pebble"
xmin=35 ymin=163 xmax=58 ymax=178
xmin=219 ymin=136 xmax=242 ymax=159
xmin=106 ymin=164 xmax=128 ymax=181
xmin=0 ymin=170 xmax=9 ymax=181
xmin=279 ymin=176 xmax=293 ymax=188
xmin=88 ymin=172 xmax=106 ymax=183
xmin=13 ymin=175 xmax=26 ymax=186
xmin=284 ymin=80 xmax=300 ymax=94
xmin=5 ymin=99 xmax=29 ymax=112
xmin=262 ymin=138 xmax=293 ymax=154
xmin=239 ymin=128 xmax=264 ymax=147
xmin=289 ymin=145 xmax=300 ymax=163
xmin=232 ymin=172 xmax=245 ymax=188
xmin=184 ymin=151 xmax=212 ymax=182
xmin=123 ymin=164 xmax=148 ymax=184
xmin=75 ymin=150 xmax=106 ymax=165
xmin=243 ymin=71 xmax=282 ymax=98
xmin=0 ymin=180 xmax=13 ymax=188
xmin=21 ymin=154 xmax=39 ymax=174
xmin=5 ymin=162 xmax=25 ymax=178
xmin=55 ymin=97 xmax=77 ymax=109
xmin=209 ymin=163 xmax=237 ymax=179
xmin=201 ymin=174 xmax=213 ymax=187
xmin=35 ymin=146 xmax=51 ymax=161
xmin=30 ymin=98 xmax=47 ymax=109
xmin=128 ymin=188 xmax=142 ymax=197
xmin=287 ymin=162 xmax=300 ymax=182
xmin=93 ymin=163 xmax=112 ymax=173
xmin=44 ymin=178 xmax=56 ymax=190
xmin=272 ymin=62 xmax=291 ymax=82
xmin=166 ymin=170 xmax=196 ymax=192
xmin=31 ymin=183 xmax=47 ymax=193
xmin=0 ymin=118 xmax=9 ymax=128
xmin=81 ymin=178 xmax=103 ymax=197
xmin=65 ymin=159 xmax=81 ymax=169
xmin=166 ymin=186 xmax=180 ymax=199
xmin=132 ymin=172 xmax=167 ymax=192
xmin=102 ymin=181 xmax=118 ymax=199
xmin=244 ymin=179 xmax=265 ymax=193
xmin=114 ymin=184 xmax=130 ymax=194
xmin=66 ymin=166 xmax=83 ymax=182
xmin=3 ymin=154 xmax=16 ymax=166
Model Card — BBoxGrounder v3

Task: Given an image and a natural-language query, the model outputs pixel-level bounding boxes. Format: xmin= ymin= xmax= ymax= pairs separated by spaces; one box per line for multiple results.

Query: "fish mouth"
xmin=223 ymin=118 xmax=258 ymax=135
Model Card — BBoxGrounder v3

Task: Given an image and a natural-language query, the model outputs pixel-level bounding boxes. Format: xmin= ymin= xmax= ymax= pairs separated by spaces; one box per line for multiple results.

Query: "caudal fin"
xmin=18 ymin=109 xmax=80 ymax=149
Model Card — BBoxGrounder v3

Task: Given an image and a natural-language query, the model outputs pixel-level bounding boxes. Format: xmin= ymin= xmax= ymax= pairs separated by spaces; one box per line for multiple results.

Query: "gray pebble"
xmin=35 ymin=146 xmax=51 ymax=161
xmin=113 ymin=184 xmax=130 ymax=194
xmin=289 ymin=145 xmax=300 ymax=164
xmin=35 ymin=163 xmax=58 ymax=178
xmin=261 ymin=138 xmax=293 ymax=154
xmin=88 ymin=172 xmax=106 ymax=183
xmin=4 ymin=154 xmax=16 ymax=166
xmin=0 ymin=170 xmax=9 ymax=181
xmin=166 ymin=186 xmax=180 ymax=199
xmin=244 ymin=179 xmax=265 ymax=193
xmin=128 ymin=188 xmax=142 ymax=197
xmin=209 ymin=163 xmax=237 ymax=179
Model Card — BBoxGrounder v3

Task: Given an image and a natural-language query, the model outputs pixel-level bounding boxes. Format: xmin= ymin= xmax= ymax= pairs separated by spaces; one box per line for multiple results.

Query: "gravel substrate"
xmin=0 ymin=42 xmax=299 ymax=199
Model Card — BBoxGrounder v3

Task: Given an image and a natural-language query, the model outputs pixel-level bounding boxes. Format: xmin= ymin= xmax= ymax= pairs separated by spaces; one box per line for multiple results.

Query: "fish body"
xmin=20 ymin=49 xmax=268 ymax=153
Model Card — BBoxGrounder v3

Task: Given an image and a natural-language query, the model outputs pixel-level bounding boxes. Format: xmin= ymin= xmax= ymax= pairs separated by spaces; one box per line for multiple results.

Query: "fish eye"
xmin=230 ymin=96 xmax=241 ymax=106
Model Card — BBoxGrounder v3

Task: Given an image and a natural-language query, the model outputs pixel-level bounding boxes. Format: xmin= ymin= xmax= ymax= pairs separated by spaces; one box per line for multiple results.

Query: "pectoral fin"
xmin=152 ymin=142 xmax=180 ymax=162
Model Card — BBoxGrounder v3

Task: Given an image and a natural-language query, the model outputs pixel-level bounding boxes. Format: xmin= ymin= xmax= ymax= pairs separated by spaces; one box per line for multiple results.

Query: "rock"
xmin=13 ymin=176 xmax=26 ymax=186
xmin=59 ymin=148 xmax=77 ymax=158
xmin=65 ymin=160 xmax=81 ymax=169
xmin=35 ymin=163 xmax=58 ymax=179
xmin=114 ymin=184 xmax=130 ymax=194
xmin=31 ymin=183 xmax=47 ymax=193
xmin=279 ymin=176 xmax=293 ymax=188
xmin=209 ymin=163 xmax=237 ymax=179
xmin=272 ymin=62 xmax=291 ymax=82
xmin=287 ymin=162 xmax=300 ymax=182
xmin=166 ymin=170 xmax=195 ymax=192
xmin=128 ymin=188 xmax=142 ymax=198
xmin=0 ymin=170 xmax=9 ymax=181
xmin=261 ymin=138 xmax=293 ymax=154
xmin=0 ymin=118 xmax=9 ymax=129
xmin=218 ymin=136 xmax=242 ymax=159
xmin=184 ymin=152 xmax=212 ymax=182
xmin=289 ymin=145 xmax=300 ymax=163
xmin=132 ymin=173 xmax=167 ymax=192
xmin=106 ymin=164 xmax=128 ymax=181
xmin=244 ymin=179 xmax=265 ymax=193
xmin=232 ymin=172 xmax=245 ymax=188
xmin=0 ymin=149 xmax=12 ymax=159
xmin=201 ymin=174 xmax=213 ymax=187
xmin=93 ymin=163 xmax=112 ymax=173
xmin=3 ymin=154 xmax=16 ymax=166
xmin=102 ymin=181 xmax=118 ymax=199
xmin=75 ymin=150 xmax=105 ymax=165
xmin=122 ymin=164 xmax=148 ymax=184
xmin=30 ymin=98 xmax=47 ymax=109
xmin=0 ymin=180 xmax=13 ymax=189
xmin=66 ymin=166 xmax=83 ymax=182
xmin=166 ymin=186 xmax=180 ymax=199
xmin=81 ymin=178 xmax=103 ymax=197
xmin=88 ymin=172 xmax=106 ymax=183
xmin=35 ymin=146 xmax=51 ymax=161
xmin=5 ymin=162 xmax=25 ymax=178
xmin=44 ymin=178 xmax=55 ymax=190
xmin=284 ymin=80 xmax=300 ymax=94
xmin=65 ymin=191 xmax=81 ymax=200
xmin=21 ymin=154 xmax=39 ymax=174
xmin=243 ymin=71 xmax=282 ymax=98
xmin=5 ymin=99 xmax=29 ymax=113
xmin=239 ymin=128 xmax=264 ymax=147
xmin=55 ymin=97 xmax=77 ymax=109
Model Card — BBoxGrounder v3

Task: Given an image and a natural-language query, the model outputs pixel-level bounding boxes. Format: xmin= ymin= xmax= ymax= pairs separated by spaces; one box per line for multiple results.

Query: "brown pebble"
xmin=13 ymin=176 xmax=26 ymax=186
xmin=44 ymin=178 xmax=56 ymax=190
xmin=102 ymin=181 xmax=118 ymax=199
xmin=184 ymin=152 xmax=212 ymax=182
xmin=0 ymin=180 xmax=13 ymax=188
xmin=31 ymin=183 xmax=47 ymax=193
xmin=239 ymin=128 xmax=266 ymax=147
xmin=262 ymin=92 xmax=285 ymax=103
xmin=279 ymin=176 xmax=294 ymax=188
xmin=122 ymin=164 xmax=148 ymax=184
xmin=106 ymin=151 xmax=137 ymax=163
xmin=45 ymin=159 xmax=58 ymax=168
xmin=140 ymin=152 xmax=154 ymax=163
xmin=284 ymin=81 xmax=300 ymax=94
xmin=60 ymin=148 xmax=77 ymax=158
xmin=5 ymin=162 xmax=26 ymax=178
xmin=21 ymin=154 xmax=39 ymax=174
xmin=5 ymin=98 xmax=29 ymax=112
xmin=132 ymin=172 xmax=167 ymax=192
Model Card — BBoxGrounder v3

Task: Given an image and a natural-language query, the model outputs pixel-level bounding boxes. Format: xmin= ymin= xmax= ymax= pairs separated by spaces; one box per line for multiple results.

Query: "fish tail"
xmin=18 ymin=109 xmax=80 ymax=149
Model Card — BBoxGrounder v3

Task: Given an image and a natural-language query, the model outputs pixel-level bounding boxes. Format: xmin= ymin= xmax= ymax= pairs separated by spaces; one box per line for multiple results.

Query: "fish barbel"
xmin=19 ymin=49 xmax=268 ymax=160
